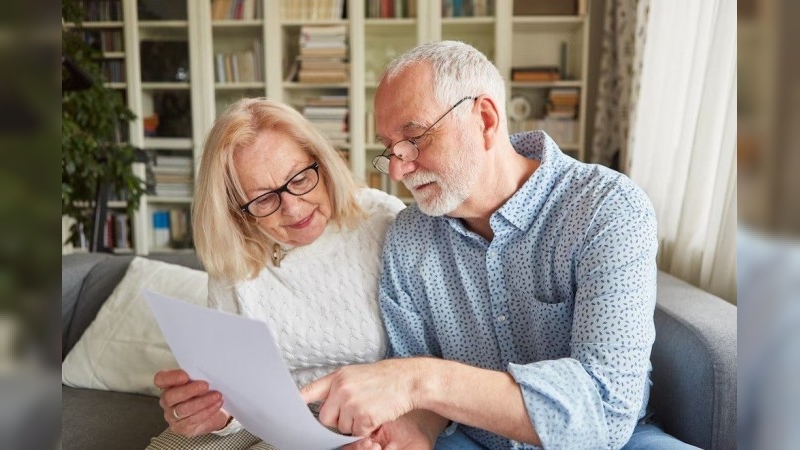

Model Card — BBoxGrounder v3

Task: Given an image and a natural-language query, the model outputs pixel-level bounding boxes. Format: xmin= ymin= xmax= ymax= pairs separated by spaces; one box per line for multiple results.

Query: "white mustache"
xmin=402 ymin=171 xmax=440 ymax=190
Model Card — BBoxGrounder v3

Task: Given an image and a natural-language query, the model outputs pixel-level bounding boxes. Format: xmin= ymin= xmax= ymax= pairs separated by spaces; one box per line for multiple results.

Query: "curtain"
xmin=590 ymin=0 xmax=649 ymax=168
xmin=627 ymin=0 xmax=737 ymax=302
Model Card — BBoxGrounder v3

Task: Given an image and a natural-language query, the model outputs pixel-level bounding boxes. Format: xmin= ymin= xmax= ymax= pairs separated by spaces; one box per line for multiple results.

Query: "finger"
xmin=162 ymin=380 xmax=210 ymax=408
xmin=337 ymin=410 xmax=354 ymax=436
xmin=172 ymin=399 xmax=224 ymax=436
xmin=300 ymin=375 xmax=333 ymax=404
xmin=154 ymin=369 xmax=190 ymax=389
xmin=172 ymin=390 xmax=222 ymax=421
xmin=316 ymin=397 xmax=340 ymax=429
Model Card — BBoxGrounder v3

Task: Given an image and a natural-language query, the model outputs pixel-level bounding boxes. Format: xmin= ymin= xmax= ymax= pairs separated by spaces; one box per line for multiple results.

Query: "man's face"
xmin=374 ymin=66 xmax=483 ymax=217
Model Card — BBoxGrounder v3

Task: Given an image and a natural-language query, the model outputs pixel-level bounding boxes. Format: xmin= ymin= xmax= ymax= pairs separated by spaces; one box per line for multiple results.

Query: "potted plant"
xmin=62 ymin=0 xmax=144 ymax=250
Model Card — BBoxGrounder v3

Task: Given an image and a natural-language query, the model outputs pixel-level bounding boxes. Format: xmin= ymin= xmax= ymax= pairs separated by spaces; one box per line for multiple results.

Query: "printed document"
xmin=144 ymin=289 xmax=359 ymax=450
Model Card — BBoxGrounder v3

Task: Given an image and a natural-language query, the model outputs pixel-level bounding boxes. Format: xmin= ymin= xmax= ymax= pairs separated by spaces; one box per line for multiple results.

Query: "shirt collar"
xmin=443 ymin=131 xmax=568 ymax=237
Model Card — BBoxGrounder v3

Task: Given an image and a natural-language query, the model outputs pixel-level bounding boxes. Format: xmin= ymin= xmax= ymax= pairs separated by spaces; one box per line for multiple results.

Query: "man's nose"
xmin=388 ymin=157 xmax=415 ymax=182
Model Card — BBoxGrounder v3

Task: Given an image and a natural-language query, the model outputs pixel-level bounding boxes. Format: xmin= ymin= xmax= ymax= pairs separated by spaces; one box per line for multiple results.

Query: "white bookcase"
xmin=66 ymin=0 xmax=595 ymax=255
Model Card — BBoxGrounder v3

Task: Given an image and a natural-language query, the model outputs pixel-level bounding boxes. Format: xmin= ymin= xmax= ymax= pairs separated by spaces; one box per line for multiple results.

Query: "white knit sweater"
xmin=207 ymin=188 xmax=405 ymax=388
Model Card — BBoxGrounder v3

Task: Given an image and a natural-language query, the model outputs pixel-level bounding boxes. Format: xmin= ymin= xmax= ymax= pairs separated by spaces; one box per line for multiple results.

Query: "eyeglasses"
xmin=240 ymin=162 xmax=320 ymax=218
xmin=372 ymin=96 xmax=477 ymax=174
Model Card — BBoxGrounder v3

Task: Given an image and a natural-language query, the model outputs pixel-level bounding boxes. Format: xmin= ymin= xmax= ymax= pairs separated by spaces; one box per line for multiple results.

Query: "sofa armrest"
xmin=651 ymin=271 xmax=737 ymax=450
xmin=62 ymin=253 xmax=114 ymax=358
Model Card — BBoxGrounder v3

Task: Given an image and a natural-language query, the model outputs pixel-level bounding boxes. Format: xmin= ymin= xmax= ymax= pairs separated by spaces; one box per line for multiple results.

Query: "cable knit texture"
xmin=208 ymin=188 xmax=405 ymax=388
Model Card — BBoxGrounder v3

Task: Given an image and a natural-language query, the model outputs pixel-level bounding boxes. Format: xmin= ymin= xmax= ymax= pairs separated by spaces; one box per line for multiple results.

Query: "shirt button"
xmin=497 ymin=315 xmax=506 ymax=322
xmin=488 ymin=250 xmax=497 ymax=257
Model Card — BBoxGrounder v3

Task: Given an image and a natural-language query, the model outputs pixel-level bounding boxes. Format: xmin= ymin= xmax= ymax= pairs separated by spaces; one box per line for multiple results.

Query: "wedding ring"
xmin=172 ymin=408 xmax=183 ymax=420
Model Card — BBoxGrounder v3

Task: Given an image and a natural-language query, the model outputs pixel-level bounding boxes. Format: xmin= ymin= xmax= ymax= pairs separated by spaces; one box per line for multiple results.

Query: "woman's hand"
xmin=154 ymin=369 xmax=231 ymax=437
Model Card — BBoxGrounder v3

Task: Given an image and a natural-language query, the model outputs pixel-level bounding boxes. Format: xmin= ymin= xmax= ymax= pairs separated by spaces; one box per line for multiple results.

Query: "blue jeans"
xmin=621 ymin=423 xmax=700 ymax=450
xmin=433 ymin=423 xmax=698 ymax=449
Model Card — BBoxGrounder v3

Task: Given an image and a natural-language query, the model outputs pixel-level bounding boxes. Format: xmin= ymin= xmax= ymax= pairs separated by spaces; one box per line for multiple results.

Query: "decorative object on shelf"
xmin=62 ymin=0 xmax=145 ymax=252
xmin=509 ymin=95 xmax=532 ymax=122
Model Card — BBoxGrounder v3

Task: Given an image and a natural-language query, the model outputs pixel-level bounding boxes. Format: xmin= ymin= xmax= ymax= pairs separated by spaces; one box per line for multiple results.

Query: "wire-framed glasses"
xmin=240 ymin=162 xmax=320 ymax=217
xmin=372 ymin=96 xmax=477 ymax=174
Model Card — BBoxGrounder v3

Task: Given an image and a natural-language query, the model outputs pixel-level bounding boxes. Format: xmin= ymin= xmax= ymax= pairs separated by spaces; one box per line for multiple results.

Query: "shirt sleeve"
xmin=508 ymin=187 xmax=659 ymax=450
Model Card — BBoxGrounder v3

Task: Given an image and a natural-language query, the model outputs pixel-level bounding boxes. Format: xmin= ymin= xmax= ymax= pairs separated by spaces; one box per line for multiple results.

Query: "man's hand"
xmin=344 ymin=411 xmax=444 ymax=450
xmin=300 ymin=359 xmax=423 ymax=436
xmin=154 ymin=369 xmax=230 ymax=437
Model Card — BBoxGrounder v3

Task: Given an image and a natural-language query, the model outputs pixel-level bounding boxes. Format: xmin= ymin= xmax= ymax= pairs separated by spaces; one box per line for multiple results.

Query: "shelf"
xmin=364 ymin=18 xmax=416 ymax=26
xmin=102 ymin=51 xmax=126 ymax=58
xmin=139 ymin=21 xmax=189 ymax=28
xmin=143 ymin=137 xmax=193 ymax=150
xmin=148 ymin=247 xmax=196 ymax=254
xmin=212 ymin=20 xmax=264 ymax=28
xmin=140 ymin=82 xmax=191 ymax=90
xmin=510 ymin=80 xmax=584 ymax=88
xmin=104 ymin=82 xmax=127 ymax=89
xmin=215 ymin=82 xmax=266 ymax=90
xmin=146 ymin=196 xmax=193 ymax=204
xmin=65 ymin=21 xmax=124 ymax=29
xmin=442 ymin=17 xmax=495 ymax=25
xmin=282 ymin=82 xmax=350 ymax=89
xmin=281 ymin=19 xmax=349 ymax=26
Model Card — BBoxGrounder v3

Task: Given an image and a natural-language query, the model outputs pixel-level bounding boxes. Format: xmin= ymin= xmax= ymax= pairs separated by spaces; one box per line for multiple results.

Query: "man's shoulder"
xmin=563 ymin=162 xmax=653 ymax=216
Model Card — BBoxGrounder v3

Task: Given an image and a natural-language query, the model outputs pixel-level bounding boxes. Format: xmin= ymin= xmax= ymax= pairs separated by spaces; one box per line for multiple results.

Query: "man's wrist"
xmin=409 ymin=357 xmax=446 ymax=412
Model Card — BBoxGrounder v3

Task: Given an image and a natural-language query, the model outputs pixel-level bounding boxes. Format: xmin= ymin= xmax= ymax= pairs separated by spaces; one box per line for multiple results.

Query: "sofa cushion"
xmin=62 ymin=257 xmax=208 ymax=397
xmin=62 ymin=386 xmax=165 ymax=450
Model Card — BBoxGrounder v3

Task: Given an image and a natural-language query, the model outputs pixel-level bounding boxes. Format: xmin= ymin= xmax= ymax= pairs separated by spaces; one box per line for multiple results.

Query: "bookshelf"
xmin=64 ymin=0 xmax=595 ymax=255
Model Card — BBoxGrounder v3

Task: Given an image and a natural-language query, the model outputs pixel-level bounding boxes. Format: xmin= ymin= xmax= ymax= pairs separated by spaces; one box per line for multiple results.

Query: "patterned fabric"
xmin=147 ymin=405 xmax=333 ymax=450
xmin=592 ymin=0 xmax=650 ymax=169
xmin=146 ymin=429 xmax=274 ymax=450
xmin=380 ymin=131 xmax=659 ymax=450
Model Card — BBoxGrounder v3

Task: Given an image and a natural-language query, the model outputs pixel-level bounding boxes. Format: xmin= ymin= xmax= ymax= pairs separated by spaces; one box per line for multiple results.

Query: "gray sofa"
xmin=62 ymin=253 xmax=737 ymax=449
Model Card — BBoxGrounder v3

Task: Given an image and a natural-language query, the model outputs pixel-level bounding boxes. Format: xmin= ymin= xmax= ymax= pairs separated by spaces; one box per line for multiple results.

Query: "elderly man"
xmin=302 ymin=41 xmax=693 ymax=450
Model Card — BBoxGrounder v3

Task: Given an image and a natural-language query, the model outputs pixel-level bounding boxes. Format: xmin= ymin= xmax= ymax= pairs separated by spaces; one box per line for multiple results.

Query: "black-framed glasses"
xmin=372 ymin=96 xmax=477 ymax=174
xmin=240 ymin=162 xmax=320 ymax=218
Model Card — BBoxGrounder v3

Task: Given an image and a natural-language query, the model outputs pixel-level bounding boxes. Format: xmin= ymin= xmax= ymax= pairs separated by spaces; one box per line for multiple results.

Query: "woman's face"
xmin=234 ymin=129 xmax=332 ymax=247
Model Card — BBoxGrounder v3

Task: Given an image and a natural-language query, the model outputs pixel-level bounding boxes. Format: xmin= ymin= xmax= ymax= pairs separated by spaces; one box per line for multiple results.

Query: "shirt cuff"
xmin=439 ymin=420 xmax=458 ymax=437
xmin=211 ymin=417 xmax=244 ymax=436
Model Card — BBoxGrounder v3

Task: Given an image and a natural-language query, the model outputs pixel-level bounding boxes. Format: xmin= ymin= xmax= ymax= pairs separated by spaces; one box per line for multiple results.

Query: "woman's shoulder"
xmin=355 ymin=187 xmax=406 ymax=217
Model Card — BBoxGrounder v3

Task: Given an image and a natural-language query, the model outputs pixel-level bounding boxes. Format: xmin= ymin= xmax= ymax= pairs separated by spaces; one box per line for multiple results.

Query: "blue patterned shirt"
xmin=379 ymin=131 xmax=658 ymax=450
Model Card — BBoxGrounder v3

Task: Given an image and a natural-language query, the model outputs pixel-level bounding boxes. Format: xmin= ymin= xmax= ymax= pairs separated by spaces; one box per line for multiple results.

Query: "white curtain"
xmin=627 ymin=0 xmax=737 ymax=302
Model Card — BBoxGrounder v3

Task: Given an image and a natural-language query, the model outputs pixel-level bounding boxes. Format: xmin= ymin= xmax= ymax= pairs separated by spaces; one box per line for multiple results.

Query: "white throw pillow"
xmin=62 ymin=256 xmax=208 ymax=397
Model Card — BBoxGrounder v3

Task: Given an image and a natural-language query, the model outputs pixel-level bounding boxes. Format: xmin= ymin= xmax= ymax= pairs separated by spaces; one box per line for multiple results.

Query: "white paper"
xmin=144 ymin=289 xmax=359 ymax=450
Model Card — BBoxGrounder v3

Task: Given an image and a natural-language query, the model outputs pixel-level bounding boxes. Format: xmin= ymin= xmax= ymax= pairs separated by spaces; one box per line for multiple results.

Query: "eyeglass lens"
xmin=246 ymin=164 xmax=319 ymax=217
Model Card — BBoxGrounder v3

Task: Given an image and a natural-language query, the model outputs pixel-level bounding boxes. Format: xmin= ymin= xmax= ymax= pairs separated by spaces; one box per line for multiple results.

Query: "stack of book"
xmin=295 ymin=25 xmax=349 ymax=84
xmin=152 ymin=155 xmax=193 ymax=198
xmin=545 ymin=88 xmax=580 ymax=119
xmin=511 ymin=66 xmax=561 ymax=82
xmin=302 ymin=95 xmax=349 ymax=146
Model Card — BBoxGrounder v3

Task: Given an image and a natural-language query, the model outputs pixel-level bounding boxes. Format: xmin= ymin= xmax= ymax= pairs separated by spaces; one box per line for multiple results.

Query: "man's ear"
xmin=477 ymin=96 xmax=500 ymax=151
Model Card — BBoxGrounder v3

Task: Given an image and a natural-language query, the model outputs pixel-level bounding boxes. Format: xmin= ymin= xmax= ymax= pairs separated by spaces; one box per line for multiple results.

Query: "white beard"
xmin=403 ymin=134 xmax=482 ymax=216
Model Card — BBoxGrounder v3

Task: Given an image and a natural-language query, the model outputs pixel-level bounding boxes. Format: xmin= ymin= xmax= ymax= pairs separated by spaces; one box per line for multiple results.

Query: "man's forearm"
xmin=410 ymin=357 xmax=541 ymax=446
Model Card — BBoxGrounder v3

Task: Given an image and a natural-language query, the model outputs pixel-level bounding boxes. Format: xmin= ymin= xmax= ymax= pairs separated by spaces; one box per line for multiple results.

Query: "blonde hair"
xmin=193 ymin=98 xmax=362 ymax=281
xmin=382 ymin=40 xmax=507 ymax=123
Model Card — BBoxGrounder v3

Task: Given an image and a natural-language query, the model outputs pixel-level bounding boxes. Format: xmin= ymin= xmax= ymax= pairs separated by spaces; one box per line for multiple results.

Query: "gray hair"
xmin=381 ymin=40 xmax=506 ymax=121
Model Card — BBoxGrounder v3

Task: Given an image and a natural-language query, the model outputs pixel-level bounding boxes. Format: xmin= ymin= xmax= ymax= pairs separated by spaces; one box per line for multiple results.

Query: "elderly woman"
xmin=146 ymin=98 xmax=405 ymax=449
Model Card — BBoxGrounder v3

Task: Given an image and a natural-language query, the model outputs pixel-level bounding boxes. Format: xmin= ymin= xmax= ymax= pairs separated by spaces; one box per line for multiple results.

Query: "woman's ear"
xmin=477 ymin=96 xmax=500 ymax=151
